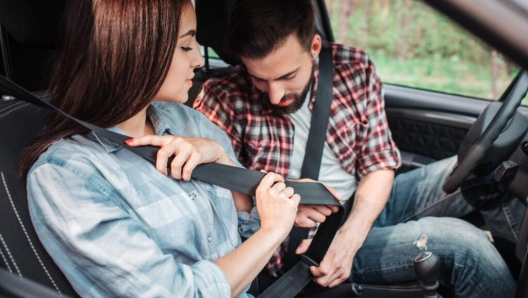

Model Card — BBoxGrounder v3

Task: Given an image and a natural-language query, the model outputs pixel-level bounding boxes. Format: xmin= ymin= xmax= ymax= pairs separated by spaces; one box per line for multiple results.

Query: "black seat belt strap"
xmin=284 ymin=43 xmax=334 ymax=271
xmin=0 ymin=75 xmax=340 ymax=205
xmin=300 ymin=45 xmax=333 ymax=179
xmin=259 ymin=44 xmax=355 ymax=298
xmin=0 ymin=63 xmax=350 ymax=297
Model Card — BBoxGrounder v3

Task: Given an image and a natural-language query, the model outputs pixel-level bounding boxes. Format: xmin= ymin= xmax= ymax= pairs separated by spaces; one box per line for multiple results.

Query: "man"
xmin=194 ymin=0 xmax=523 ymax=296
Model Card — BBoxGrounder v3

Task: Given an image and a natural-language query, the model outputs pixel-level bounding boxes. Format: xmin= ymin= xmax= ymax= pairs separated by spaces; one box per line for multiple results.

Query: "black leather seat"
xmin=0 ymin=97 xmax=78 ymax=297
xmin=0 ymin=0 xmax=79 ymax=296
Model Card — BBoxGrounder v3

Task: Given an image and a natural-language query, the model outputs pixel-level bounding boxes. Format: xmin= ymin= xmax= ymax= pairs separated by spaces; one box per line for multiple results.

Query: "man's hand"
xmin=293 ymin=179 xmax=341 ymax=228
xmin=296 ymin=170 xmax=395 ymax=288
xmin=295 ymin=204 xmax=338 ymax=227
xmin=309 ymin=230 xmax=360 ymax=287
xmin=294 ymin=229 xmax=359 ymax=287
xmin=292 ymin=179 xmax=353 ymax=286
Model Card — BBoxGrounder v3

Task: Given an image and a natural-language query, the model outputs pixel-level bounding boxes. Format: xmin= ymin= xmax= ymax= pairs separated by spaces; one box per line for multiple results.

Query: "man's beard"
xmin=269 ymin=65 xmax=314 ymax=116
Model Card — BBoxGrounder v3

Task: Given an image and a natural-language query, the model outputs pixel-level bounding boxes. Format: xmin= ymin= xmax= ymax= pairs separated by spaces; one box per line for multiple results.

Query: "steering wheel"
xmin=443 ymin=70 xmax=528 ymax=193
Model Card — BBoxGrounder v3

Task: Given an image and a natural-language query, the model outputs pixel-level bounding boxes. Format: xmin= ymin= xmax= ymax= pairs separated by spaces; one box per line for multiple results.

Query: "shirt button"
xmin=189 ymin=193 xmax=196 ymax=200
xmin=207 ymin=236 xmax=212 ymax=242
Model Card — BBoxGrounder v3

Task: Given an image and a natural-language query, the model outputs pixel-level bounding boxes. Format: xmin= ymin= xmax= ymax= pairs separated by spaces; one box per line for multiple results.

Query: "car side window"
xmin=325 ymin=0 xmax=528 ymax=106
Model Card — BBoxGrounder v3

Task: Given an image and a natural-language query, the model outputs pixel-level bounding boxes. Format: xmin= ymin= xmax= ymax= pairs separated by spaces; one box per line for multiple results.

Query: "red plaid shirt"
xmin=194 ymin=43 xmax=401 ymax=276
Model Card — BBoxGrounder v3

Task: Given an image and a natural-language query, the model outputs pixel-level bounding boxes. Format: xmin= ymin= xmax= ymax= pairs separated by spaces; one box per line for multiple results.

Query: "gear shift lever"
xmin=414 ymin=251 xmax=442 ymax=298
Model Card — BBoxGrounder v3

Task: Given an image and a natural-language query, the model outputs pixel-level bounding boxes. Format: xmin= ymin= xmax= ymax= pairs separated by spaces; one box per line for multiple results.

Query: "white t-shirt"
xmin=288 ymin=88 xmax=357 ymax=201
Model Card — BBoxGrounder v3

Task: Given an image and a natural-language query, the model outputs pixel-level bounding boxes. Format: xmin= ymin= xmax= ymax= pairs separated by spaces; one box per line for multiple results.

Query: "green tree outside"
xmin=325 ymin=0 xmax=528 ymax=105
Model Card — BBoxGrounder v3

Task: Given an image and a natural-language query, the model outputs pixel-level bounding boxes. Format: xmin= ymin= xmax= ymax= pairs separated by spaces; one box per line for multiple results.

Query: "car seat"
xmin=0 ymin=0 xmax=78 ymax=296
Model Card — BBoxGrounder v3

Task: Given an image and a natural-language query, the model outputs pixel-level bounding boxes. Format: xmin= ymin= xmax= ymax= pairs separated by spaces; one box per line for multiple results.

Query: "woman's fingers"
xmin=291 ymin=193 xmax=300 ymax=205
xmin=270 ymin=182 xmax=287 ymax=197
xmin=256 ymin=172 xmax=284 ymax=194
xmin=125 ymin=135 xmax=174 ymax=147
xmin=154 ymin=138 xmax=186 ymax=176
xmin=180 ymin=152 xmax=202 ymax=181
xmin=280 ymin=186 xmax=295 ymax=199
xmin=127 ymin=135 xmax=222 ymax=179
xmin=256 ymin=172 xmax=300 ymax=237
xmin=168 ymin=143 xmax=193 ymax=179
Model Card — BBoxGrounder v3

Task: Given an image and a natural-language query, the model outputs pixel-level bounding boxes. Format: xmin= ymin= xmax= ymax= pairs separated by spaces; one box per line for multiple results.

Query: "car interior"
xmin=1 ymin=0 xmax=527 ymax=297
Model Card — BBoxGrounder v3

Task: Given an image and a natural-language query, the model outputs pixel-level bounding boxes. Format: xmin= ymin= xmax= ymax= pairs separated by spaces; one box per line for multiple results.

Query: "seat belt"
xmin=283 ymin=43 xmax=334 ymax=271
xmin=0 ymin=75 xmax=341 ymax=206
xmin=258 ymin=44 xmax=358 ymax=298
xmin=0 ymin=67 xmax=353 ymax=297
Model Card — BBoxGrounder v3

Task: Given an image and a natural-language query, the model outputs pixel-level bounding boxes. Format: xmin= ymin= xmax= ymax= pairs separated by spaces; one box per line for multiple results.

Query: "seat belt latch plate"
xmin=299 ymin=254 xmax=319 ymax=267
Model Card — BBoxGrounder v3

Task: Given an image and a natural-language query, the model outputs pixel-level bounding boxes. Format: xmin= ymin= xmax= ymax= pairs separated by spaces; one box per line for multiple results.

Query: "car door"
xmin=319 ymin=0 xmax=528 ymax=172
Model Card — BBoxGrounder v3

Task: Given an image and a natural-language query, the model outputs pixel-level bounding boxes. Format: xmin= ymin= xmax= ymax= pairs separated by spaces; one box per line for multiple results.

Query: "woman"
xmin=20 ymin=0 xmax=300 ymax=297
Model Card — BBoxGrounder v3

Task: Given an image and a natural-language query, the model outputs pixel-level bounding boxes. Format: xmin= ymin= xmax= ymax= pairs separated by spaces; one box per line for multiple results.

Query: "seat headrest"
xmin=0 ymin=0 xmax=66 ymax=49
xmin=195 ymin=0 xmax=241 ymax=66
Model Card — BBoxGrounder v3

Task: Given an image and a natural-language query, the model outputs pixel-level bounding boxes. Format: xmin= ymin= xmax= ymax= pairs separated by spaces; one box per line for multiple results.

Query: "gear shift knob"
xmin=414 ymin=251 xmax=442 ymax=298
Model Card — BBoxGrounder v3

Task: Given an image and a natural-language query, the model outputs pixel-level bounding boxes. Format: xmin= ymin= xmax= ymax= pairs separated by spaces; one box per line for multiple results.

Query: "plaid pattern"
xmin=195 ymin=43 xmax=401 ymax=276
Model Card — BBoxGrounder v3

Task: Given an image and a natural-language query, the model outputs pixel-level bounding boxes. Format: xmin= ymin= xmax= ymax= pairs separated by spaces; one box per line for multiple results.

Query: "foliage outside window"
xmin=325 ymin=0 xmax=528 ymax=105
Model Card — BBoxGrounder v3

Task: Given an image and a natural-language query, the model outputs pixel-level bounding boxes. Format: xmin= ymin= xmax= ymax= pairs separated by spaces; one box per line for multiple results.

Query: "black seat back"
xmin=0 ymin=0 xmax=66 ymax=91
xmin=0 ymin=0 xmax=78 ymax=295
xmin=0 ymin=98 xmax=78 ymax=297
xmin=196 ymin=0 xmax=240 ymax=66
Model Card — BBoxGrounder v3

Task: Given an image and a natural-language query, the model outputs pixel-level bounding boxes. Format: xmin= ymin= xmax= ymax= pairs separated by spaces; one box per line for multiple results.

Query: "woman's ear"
xmin=311 ymin=34 xmax=323 ymax=60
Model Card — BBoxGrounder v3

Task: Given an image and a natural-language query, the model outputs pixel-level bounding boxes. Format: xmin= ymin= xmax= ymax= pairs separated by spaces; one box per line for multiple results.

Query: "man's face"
xmin=242 ymin=34 xmax=321 ymax=114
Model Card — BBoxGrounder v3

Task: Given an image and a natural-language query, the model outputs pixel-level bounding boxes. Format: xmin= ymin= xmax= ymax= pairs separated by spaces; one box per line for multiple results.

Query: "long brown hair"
xmin=19 ymin=0 xmax=190 ymax=179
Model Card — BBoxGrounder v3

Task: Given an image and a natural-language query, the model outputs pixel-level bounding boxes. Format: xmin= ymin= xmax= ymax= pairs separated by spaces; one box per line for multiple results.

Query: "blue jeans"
xmin=352 ymin=156 xmax=525 ymax=298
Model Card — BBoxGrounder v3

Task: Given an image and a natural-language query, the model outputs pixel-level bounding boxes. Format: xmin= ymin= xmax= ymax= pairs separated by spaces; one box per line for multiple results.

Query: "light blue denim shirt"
xmin=27 ymin=102 xmax=260 ymax=298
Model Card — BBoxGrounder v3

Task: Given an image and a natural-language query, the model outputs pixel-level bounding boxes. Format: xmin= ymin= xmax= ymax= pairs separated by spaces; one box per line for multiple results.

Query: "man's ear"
xmin=311 ymin=34 xmax=323 ymax=59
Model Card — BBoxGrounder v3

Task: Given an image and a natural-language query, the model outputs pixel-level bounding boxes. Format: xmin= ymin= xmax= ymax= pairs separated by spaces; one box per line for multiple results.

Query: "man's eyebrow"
xmin=247 ymin=68 xmax=299 ymax=81
xmin=179 ymin=29 xmax=196 ymax=38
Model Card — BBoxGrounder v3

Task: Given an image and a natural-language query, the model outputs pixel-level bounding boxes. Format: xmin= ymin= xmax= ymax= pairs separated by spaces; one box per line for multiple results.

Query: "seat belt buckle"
xmin=299 ymin=254 xmax=319 ymax=267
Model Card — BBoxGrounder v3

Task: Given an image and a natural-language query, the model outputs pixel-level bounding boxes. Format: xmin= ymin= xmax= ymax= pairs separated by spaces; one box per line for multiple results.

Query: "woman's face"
xmin=155 ymin=2 xmax=204 ymax=103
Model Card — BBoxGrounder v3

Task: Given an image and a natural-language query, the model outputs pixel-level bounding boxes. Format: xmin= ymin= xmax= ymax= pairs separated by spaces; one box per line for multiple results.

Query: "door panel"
xmin=387 ymin=109 xmax=471 ymax=160
xmin=383 ymin=84 xmax=489 ymax=170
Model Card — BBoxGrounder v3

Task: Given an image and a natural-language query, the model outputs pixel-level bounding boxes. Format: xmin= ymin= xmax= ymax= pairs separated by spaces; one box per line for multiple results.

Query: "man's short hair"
xmin=226 ymin=0 xmax=316 ymax=59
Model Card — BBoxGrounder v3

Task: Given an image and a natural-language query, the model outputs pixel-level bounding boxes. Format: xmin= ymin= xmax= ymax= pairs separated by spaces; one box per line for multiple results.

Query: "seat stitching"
xmin=360 ymin=284 xmax=422 ymax=291
xmin=1 ymin=172 xmax=62 ymax=294
xmin=0 ymin=232 xmax=21 ymax=277
xmin=0 ymin=101 xmax=25 ymax=115
xmin=0 ymin=235 xmax=14 ymax=273
xmin=0 ymin=102 xmax=31 ymax=119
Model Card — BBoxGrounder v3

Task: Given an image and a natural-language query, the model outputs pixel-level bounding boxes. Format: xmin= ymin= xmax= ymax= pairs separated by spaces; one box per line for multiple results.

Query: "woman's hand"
xmin=255 ymin=172 xmax=301 ymax=239
xmin=125 ymin=135 xmax=233 ymax=180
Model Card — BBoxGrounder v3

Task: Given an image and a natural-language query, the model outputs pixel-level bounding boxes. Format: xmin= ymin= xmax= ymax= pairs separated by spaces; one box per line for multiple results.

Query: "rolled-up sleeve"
xmin=27 ymin=161 xmax=232 ymax=298
xmin=356 ymin=60 xmax=401 ymax=177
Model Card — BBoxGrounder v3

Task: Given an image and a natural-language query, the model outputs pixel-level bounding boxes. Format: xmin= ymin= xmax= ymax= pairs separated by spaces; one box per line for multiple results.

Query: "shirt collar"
xmin=91 ymin=104 xmax=172 ymax=153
